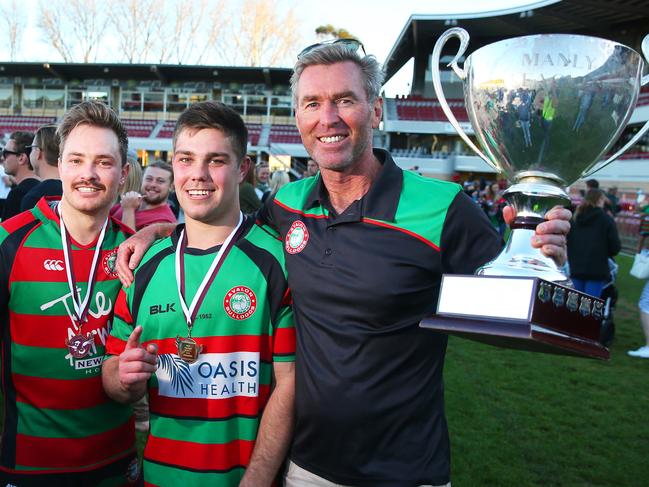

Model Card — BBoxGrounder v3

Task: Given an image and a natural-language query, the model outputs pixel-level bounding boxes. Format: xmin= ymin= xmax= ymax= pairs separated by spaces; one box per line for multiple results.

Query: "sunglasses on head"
xmin=298 ymin=38 xmax=366 ymax=59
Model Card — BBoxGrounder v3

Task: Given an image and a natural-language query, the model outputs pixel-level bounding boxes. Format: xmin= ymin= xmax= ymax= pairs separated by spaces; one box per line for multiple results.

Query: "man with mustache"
xmin=0 ymin=101 xmax=138 ymax=485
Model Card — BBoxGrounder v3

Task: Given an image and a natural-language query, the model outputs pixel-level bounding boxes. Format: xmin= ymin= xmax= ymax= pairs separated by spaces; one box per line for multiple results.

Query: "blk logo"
xmin=43 ymin=259 xmax=64 ymax=271
xmin=150 ymin=303 xmax=176 ymax=315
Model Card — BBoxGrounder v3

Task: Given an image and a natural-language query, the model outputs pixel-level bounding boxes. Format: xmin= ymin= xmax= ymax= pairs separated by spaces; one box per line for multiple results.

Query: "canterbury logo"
xmin=43 ymin=259 xmax=64 ymax=271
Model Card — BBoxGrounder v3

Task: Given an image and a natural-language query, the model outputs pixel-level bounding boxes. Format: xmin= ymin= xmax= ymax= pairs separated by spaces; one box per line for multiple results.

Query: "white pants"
xmin=284 ymin=460 xmax=451 ymax=487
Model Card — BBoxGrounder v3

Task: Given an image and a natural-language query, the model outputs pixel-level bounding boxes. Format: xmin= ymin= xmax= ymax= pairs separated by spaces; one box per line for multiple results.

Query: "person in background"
xmin=605 ymin=186 xmax=620 ymax=215
xmin=305 ymin=158 xmax=319 ymax=177
xmin=262 ymin=170 xmax=290 ymax=203
xmin=112 ymin=161 xmax=176 ymax=231
xmin=120 ymin=149 xmax=144 ymax=195
xmin=21 ymin=125 xmax=62 ymax=211
xmin=2 ymin=131 xmax=38 ymax=220
xmin=629 ymin=197 xmax=649 ymax=358
xmin=255 ymin=163 xmax=270 ymax=199
xmin=567 ymin=188 xmax=620 ymax=298
xmin=0 ymin=157 xmax=13 ymax=217
xmin=240 ymin=158 xmax=262 ymax=214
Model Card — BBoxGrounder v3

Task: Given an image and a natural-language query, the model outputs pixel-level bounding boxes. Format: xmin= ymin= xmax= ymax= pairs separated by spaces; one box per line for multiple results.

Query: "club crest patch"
xmin=102 ymin=249 xmax=118 ymax=277
xmin=285 ymin=220 xmax=309 ymax=254
xmin=224 ymin=286 xmax=257 ymax=320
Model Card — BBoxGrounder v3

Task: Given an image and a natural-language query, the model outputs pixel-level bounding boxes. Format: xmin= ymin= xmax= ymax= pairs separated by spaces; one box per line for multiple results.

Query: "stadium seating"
xmin=0 ymin=116 xmax=57 ymax=135
xmin=394 ymin=97 xmax=469 ymax=122
xmin=121 ymin=119 xmax=157 ymax=138
xmin=269 ymin=124 xmax=302 ymax=144
xmin=247 ymin=124 xmax=262 ymax=146
xmin=155 ymin=121 xmax=262 ymax=146
xmin=156 ymin=120 xmax=176 ymax=139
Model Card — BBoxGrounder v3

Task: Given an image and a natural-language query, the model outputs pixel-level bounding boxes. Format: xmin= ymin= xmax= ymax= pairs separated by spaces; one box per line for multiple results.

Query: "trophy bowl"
xmin=432 ymin=28 xmax=649 ymax=283
xmin=421 ymin=29 xmax=648 ymax=359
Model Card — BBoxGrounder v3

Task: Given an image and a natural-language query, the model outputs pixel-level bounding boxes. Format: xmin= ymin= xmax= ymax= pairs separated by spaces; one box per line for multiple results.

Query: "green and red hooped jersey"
xmin=0 ymin=198 xmax=138 ymax=485
xmin=106 ymin=218 xmax=295 ymax=487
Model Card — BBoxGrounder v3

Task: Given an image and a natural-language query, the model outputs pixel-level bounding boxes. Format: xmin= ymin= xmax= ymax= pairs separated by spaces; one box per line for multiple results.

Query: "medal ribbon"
xmin=175 ymin=212 xmax=245 ymax=333
xmin=59 ymin=203 xmax=109 ymax=326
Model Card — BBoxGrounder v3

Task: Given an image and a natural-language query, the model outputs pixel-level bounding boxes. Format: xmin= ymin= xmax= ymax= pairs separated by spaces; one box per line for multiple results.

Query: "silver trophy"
xmin=421 ymin=29 xmax=648 ymax=359
xmin=432 ymin=28 xmax=649 ymax=282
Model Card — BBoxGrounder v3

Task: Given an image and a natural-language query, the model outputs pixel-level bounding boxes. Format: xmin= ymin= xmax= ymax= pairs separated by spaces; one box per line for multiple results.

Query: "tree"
xmin=315 ymin=24 xmax=356 ymax=40
xmin=0 ymin=0 xmax=26 ymax=61
xmin=38 ymin=0 xmax=110 ymax=63
xmin=220 ymin=0 xmax=302 ymax=67
xmin=108 ymin=0 xmax=161 ymax=63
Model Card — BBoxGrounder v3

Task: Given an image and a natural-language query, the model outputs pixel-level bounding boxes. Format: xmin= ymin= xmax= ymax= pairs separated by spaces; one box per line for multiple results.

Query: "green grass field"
xmin=444 ymin=253 xmax=649 ymax=486
xmin=56 ymin=254 xmax=649 ymax=485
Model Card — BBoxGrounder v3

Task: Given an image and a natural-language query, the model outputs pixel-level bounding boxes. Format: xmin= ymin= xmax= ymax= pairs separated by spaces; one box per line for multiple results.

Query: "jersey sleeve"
xmin=440 ymin=191 xmax=504 ymax=274
xmin=271 ymin=287 xmax=295 ymax=363
xmin=256 ymin=196 xmax=281 ymax=239
xmin=105 ymin=287 xmax=135 ymax=356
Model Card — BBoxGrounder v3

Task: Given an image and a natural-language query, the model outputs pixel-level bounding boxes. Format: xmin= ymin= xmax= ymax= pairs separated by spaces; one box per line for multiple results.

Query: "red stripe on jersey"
xmin=105 ymin=335 xmax=128 ymax=356
xmin=147 ymin=336 xmax=272 ymax=361
xmin=11 ymin=248 xmax=119 ymax=283
xmin=281 ymin=288 xmax=292 ymax=307
xmin=1 ymin=210 xmax=36 ymax=234
xmin=272 ymin=327 xmax=295 ymax=356
xmin=15 ymin=419 xmax=135 ymax=469
xmin=149 ymin=385 xmax=270 ymax=419
xmin=10 ymin=311 xmax=113 ymax=349
xmin=144 ymin=434 xmax=255 ymax=471
xmin=114 ymin=290 xmax=133 ymax=324
xmin=362 ymin=217 xmax=441 ymax=251
xmin=273 ymin=199 xmax=328 ymax=219
xmin=14 ymin=374 xmax=108 ymax=410
xmin=109 ymin=216 xmax=135 ymax=237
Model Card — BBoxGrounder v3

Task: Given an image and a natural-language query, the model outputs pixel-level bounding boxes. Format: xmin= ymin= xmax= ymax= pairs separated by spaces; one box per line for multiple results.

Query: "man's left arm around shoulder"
xmin=239 ymin=360 xmax=295 ymax=487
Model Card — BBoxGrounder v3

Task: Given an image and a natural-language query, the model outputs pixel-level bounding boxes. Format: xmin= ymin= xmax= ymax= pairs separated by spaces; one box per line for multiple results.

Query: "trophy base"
xmin=420 ymin=275 xmax=609 ymax=360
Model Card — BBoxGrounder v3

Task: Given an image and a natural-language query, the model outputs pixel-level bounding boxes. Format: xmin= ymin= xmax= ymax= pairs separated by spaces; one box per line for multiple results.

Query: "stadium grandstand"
xmin=0 ymin=63 xmax=308 ymax=173
xmin=0 ymin=0 xmax=646 ymax=186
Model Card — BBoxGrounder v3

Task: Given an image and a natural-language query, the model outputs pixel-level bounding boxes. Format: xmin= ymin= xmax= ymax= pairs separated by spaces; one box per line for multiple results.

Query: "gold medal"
xmin=66 ymin=333 xmax=94 ymax=359
xmin=176 ymin=335 xmax=203 ymax=364
xmin=174 ymin=213 xmax=244 ymax=364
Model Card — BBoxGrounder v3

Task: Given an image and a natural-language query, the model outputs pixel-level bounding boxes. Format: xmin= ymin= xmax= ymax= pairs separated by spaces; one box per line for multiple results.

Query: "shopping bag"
xmin=630 ymin=251 xmax=649 ymax=279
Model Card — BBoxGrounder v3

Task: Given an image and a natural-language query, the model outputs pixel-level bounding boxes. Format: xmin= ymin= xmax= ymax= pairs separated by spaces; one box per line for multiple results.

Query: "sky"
xmin=15 ymin=0 xmax=550 ymax=95
xmin=293 ymin=0 xmax=554 ymax=95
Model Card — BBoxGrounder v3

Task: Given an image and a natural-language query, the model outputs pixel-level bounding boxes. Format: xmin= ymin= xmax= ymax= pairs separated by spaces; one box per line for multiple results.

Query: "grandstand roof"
xmin=0 ymin=62 xmax=292 ymax=86
xmin=384 ymin=0 xmax=649 ymax=91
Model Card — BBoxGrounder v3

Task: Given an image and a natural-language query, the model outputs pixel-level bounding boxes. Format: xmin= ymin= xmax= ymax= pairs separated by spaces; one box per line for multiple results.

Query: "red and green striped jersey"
xmin=0 ymin=198 xmax=138 ymax=486
xmin=106 ymin=218 xmax=295 ymax=487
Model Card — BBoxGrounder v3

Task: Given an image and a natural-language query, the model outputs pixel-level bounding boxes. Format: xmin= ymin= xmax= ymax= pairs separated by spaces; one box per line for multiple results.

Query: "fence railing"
xmin=615 ymin=211 xmax=642 ymax=254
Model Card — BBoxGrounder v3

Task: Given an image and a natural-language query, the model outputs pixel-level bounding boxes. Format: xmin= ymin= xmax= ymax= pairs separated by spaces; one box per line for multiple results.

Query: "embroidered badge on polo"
xmin=285 ymin=220 xmax=309 ymax=254
xmin=224 ymin=286 xmax=257 ymax=320
xmin=102 ymin=248 xmax=118 ymax=277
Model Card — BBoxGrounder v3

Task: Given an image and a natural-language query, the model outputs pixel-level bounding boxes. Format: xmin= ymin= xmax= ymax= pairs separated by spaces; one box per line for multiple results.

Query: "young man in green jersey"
xmin=0 ymin=101 xmax=138 ymax=485
xmin=103 ymin=101 xmax=295 ymax=487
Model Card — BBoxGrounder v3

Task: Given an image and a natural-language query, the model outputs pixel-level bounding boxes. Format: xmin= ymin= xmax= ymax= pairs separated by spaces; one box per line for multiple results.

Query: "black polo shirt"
xmin=260 ymin=149 xmax=501 ymax=486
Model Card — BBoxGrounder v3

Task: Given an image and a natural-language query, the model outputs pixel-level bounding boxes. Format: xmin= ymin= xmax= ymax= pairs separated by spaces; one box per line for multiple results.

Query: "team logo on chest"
xmin=224 ymin=286 xmax=257 ymax=320
xmin=102 ymin=248 xmax=118 ymax=277
xmin=285 ymin=220 xmax=309 ymax=254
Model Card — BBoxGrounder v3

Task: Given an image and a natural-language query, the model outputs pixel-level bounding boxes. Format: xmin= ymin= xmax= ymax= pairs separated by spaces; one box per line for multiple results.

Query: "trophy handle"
xmin=431 ymin=27 xmax=496 ymax=170
xmin=583 ymin=34 xmax=649 ymax=178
